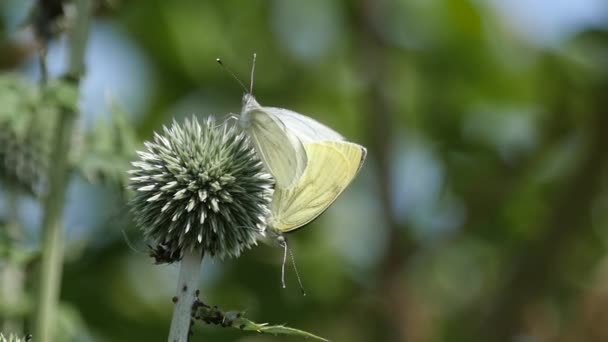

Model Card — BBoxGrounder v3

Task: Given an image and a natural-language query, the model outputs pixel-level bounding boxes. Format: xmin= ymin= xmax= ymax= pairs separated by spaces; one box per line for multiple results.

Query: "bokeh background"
xmin=1 ymin=0 xmax=608 ymax=341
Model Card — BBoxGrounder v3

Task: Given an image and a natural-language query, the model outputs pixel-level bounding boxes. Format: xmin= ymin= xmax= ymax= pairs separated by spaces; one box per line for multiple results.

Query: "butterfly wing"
xmin=247 ymin=108 xmax=308 ymax=187
xmin=266 ymin=107 xmax=345 ymax=143
xmin=270 ymin=141 xmax=366 ymax=233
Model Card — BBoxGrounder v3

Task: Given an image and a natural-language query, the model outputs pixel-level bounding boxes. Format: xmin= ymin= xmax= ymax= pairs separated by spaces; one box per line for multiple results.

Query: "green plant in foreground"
xmin=192 ymin=298 xmax=328 ymax=341
xmin=0 ymin=74 xmax=78 ymax=197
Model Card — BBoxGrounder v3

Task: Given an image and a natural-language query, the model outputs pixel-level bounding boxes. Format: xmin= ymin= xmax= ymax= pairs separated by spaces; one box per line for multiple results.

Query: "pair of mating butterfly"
xmin=220 ymin=55 xmax=366 ymax=291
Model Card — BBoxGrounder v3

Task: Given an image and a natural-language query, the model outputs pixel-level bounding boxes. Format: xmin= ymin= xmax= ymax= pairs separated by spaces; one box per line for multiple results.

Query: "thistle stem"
xmin=168 ymin=249 xmax=204 ymax=342
xmin=34 ymin=0 xmax=92 ymax=340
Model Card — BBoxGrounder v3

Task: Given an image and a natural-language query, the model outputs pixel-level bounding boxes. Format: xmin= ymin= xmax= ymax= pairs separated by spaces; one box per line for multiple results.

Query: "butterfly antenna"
xmin=216 ymin=58 xmax=248 ymax=93
xmin=289 ymin=247 xmax=306 ymax=296
xmin=249 ymin=53 xmax=257 ymax=94
xmin=281 ymin=240 xmax=288 ymax=289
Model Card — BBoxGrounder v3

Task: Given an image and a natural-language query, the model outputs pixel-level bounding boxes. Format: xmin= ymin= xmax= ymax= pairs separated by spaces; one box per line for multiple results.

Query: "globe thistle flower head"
xmin=128 ymin=116 xmax=273 ymax=259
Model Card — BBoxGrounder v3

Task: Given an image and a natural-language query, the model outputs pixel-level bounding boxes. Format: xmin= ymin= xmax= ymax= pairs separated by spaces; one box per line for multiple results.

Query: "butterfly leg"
xmin=222 ymin=114 xmax=239 ymax=126
xmin=281 ymin=239 xmax=288 ymax=289
xmin=289 ymin=247 xmax=306 ymax=296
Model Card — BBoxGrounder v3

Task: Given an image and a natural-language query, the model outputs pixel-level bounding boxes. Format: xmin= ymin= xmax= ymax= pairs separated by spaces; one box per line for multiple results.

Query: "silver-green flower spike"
xmin=128 ymin=116 xmax=273 ymax=259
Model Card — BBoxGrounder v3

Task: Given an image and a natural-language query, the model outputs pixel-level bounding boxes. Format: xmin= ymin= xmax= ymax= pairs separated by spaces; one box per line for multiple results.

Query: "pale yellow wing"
xmin=265 ymin=107 xmax=344 ymax=143
xmin=270 ymin=140 xmax=366 ymax=233
xmin=247 ymin=108 xmax=308 ymax=188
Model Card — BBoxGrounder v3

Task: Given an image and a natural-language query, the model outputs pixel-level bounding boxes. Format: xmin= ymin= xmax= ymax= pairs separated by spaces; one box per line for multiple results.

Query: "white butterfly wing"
xmin=265 ymin=107 xmax=344 ymax=144
xmin=270 ymin=141 xmax=366 ymax=233
xmin=247 ymin=108 xmax=308 ymax=188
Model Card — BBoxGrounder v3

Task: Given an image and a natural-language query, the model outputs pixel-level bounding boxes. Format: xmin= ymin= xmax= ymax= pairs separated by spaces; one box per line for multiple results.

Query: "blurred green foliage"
xmin=1 ymin=0 xmax=608 ymax=341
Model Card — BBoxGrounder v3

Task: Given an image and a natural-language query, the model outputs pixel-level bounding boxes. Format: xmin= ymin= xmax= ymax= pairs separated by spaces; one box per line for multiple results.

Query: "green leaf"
xmin=44 ymin=79 xmax=79 ymax=111
xmin=0 ymin=73 xmax=57 ymax=197
xmin=72 ymin=99 xmax=138 ymax=191
xmin=194 ymin=303 xmax=329 ymax=341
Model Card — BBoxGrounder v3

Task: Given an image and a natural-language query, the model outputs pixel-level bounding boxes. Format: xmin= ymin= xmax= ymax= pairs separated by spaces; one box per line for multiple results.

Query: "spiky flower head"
xmin=128 ymin=116 xmax=273 ymax=259
xmin=0 ymin=333 xmax=31 ymax=342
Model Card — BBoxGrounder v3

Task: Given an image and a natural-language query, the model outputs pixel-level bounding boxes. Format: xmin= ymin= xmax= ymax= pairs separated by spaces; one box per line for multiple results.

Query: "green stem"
xmin=168 ymin=249 xmax=203 ymax=342
xmin=1 ymin=189 xmax=25 ymax=334
xmin=34 ymin=0 xmax=92 ymax=340
xmin=39 ymin=47 xmax=48 ymax=85
xmin=1 ymin=260 xmax=26 ymax=334
xmin=66 ymin=0 xmax=93 ymax=79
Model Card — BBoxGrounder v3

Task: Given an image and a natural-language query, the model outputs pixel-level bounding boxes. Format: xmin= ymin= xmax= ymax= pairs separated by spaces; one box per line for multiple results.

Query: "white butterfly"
xmin=263 ymin=139 xmax=367 ymax=290
xmin=219 ymin=54 xmax=345 ymax=187
xmin=239 ymin=94 xmax=344 ymax=187
xmin=219 ymin=55 xmax=368 ymax=292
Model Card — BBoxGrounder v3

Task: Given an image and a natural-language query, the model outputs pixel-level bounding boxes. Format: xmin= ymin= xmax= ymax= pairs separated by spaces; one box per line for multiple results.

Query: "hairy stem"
xmin=168 ymin=249 xmax=204 ymax=342
xmin=34 ymin=0 xmax=92 ymax=340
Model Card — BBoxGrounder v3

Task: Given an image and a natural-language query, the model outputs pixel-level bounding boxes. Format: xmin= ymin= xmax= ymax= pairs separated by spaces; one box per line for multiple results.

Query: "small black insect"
xmin=148 ymin=243 xmax=182 ymax=264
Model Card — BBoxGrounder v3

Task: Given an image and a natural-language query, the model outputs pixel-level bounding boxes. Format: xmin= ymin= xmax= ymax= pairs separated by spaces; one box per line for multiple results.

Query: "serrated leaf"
xmin=73 ymin=99 xmax=138 ymax=190
xmin=194 ymin=304 xmax=329 ymax=341
xmin=234 ymin=319 xmax=329 ymax=341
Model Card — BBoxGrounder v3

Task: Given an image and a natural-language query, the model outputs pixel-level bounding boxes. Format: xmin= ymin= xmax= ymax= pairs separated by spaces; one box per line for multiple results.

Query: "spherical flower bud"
xmin=128 ymin=116 xmax=273 ymax=259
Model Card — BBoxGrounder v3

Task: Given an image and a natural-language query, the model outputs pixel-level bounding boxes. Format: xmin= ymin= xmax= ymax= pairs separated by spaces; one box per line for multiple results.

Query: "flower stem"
xmin=168 ymin=249 xmax=204 ymax=342
xmin=34 ymin=0 xmax=92 ymax=340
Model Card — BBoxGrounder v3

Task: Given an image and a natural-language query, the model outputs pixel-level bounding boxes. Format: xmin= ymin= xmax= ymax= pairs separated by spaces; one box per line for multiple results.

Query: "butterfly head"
xmin=267 ymin=228 xmax=306 ymax=295
xmin=216 ymin=54 xmax=259 ymax=128
xmin=274 ymin=231 xmax=287 ymax=248
xmin=240 ymin=94 xmax=261 ymax=128
xmin=241 ymin=93 xmax=260 ymax=110
xmin=258 ymin=222 xmax=285 ymax=247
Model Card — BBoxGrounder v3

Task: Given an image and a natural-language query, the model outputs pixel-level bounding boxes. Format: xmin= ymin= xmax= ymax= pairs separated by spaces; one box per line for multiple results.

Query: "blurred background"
xmin=1 ymin=0 xmax=608 ymax=341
